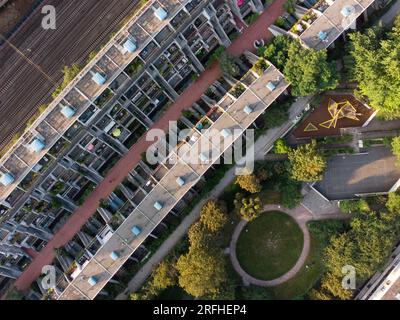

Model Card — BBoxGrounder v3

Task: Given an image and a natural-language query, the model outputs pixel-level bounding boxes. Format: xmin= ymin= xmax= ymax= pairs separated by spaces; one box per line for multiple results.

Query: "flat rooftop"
xmin=58 ymin=64 xmax=289 ymax=300
xmin=300 ymin=0 xmax=375 ymax=50
xmin=314 ymin=146 xmax=400 ymax=200
xmin=0 ymin=0 xmax=204 ymax=205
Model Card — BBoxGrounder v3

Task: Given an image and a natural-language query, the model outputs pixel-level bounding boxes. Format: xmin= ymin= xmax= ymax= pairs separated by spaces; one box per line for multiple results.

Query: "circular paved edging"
xmin=229 ymin=205 xmax=311 ymax=287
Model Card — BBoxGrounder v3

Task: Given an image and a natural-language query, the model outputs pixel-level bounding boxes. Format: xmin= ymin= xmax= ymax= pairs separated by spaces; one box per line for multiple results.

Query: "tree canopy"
xmin=288 ymin=140 xmax=326 ymax=182
xmin=219 ymin=51 xmax=240 ymax=77
xmin=234 ymin=193 xmax=263 ymax=221
xmin=284 ymin=41 xmax=339 ymax=96
xmin=386 ymin=192 xmax=400 ymax=213
xmin=235 ymin=173 xmax=262 ymax=194
xmin=274 ymin=138 xmax=291 ymax=154
xmin=176 ymin=247 xmax=229 ymax=298
xmin=392 ymin=137 xmax=400 ymax=166
xmin=339 ymin=199 xmax=370 ymax=214
xmin=260 ymin=35 xmax=292 ymax=70
xmin=310 ymin=272 xmax=353 ymax=300
xmin=151 ymin=261 xmax=178 ymax=291
xmin=280 ymin=180 xmax=302 ymax=209
xmin=199 ymin=200 xmax=228 ymax=233
xmin=347 ymin=18 xmax=400 ymax=119
xmin=53 ymin=64 xmax=81 ymax=98
xmin=324 ymin=210 xmax=400 ymax=281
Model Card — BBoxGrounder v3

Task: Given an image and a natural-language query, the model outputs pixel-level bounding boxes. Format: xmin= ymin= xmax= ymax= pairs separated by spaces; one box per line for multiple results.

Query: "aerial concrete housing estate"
xmin=0 ymin=0 xmax=268 ymax=298
xmin=0 ymin=0 xmax=378 ymax=299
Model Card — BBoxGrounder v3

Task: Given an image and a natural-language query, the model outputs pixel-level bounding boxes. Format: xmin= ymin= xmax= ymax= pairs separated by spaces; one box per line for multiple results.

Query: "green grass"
xmin=268 ymin=231 xmax=323 ymax=299
xmin=236 ymin=211 xmax=304 ymax=280
xmin=268 ymin=219 xmax=348 ymax=299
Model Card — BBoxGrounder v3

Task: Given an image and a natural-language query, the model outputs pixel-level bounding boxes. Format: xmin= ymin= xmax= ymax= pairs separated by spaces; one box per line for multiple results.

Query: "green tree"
xmin=188 ymin=221 xmax=215 ymax=249
xmin=252 ymin=58 xmax=269 ymax=76
xmin=264 ymin=106 xmax=289 ymax=129
xmin=199 ymin=200 xmax=228 ymax=233
xmin=339 ymin=199 xmax=370 ymax=214
xmin=206 ymin=45 xmax=226 ymax=67
xmin=288 ymin=140 xmax=327 ymax=181
xmin=130 ymin=292 xmax=142 ymax=300
xmin=176 ymin=247 xmax=229 ymax=298
xmin=274 ymin=138 xmax=291 ymax=154
xmin=308 ymin=289 xmax=333 ymax=300
xmin=52 ymin=64 xmax=81 ymax=98
xmin=283 ymin=0 xmax=296 ymax=14
xmin=280 ymin=180 xmax=302 ymax=209
xmin=255 ymin=168 xmax=270 ymax=182
xmin=219 ymin=51 xmax=240 ymax=77
xmin=320 ymin=272 xmax=353 ymax=300
xmin=284 ymin=41 xmax=339 ymax=96
xmin=260 ymin=35 xmax=292 ymax=70
xmin=234 ymin=193 xmax=263 ymax=221
xmin=235 ymin=173 xmax=262 ymax=193
xmin=50 ymin=182 xmax=65 ymax=195
xmin=50 ymin=197 xmax=63 ymax=210
xmin=151 ymin=261 xmax=178 ymax=291
xmin=392 ymin=137 xmax=400 ymax=166
xmin=324 ymin=211 xmax=400 ymax=280
xmin=323 ymin=232 xmax=357 ymax=278
xmin=4 ymin=287 xmax=24 ymax=300
xmin=386 ymin=192 xmax=400 ymax=213
xmin=347 ymin=20 xmax=400 ymax=119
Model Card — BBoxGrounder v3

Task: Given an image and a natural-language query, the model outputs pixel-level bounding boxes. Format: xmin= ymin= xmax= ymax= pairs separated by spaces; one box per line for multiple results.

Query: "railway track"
xmin=0 ymin=0 xmax=141 ymax=154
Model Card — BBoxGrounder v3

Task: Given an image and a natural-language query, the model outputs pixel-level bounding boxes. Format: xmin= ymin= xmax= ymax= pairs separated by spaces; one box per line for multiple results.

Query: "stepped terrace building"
xmin=0 ymin=0 xmax=256 ymax=294
xmin=0 ymin=0 xmax=377 ymax=299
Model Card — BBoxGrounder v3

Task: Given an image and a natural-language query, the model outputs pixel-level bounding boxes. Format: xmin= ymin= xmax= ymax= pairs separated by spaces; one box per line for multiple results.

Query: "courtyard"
xmin=235 ymin=211 xmax=304 ymax=281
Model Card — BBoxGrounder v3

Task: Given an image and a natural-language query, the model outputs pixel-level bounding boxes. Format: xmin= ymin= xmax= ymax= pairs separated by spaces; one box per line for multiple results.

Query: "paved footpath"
xmin=116 ymin=97 xmax=311 ymax=299
xmin=14 ymin=0 xmax=287 ymax=292
xmin=115 ymin=1 xmax=400 ymax=297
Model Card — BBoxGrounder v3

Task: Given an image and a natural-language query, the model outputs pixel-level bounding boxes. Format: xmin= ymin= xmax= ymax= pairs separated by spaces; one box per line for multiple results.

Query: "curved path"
xmin=229 ymin=204 xmax=342 ymax=287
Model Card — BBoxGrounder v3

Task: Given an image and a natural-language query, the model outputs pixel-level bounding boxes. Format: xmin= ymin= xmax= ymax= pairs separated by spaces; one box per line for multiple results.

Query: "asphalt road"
xmin=0 ymin=0 xmax=141 ymax=153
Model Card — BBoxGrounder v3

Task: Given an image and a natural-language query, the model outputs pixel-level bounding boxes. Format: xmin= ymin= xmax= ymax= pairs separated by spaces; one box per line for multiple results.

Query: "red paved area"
xmin=292 ymin=94 xmax=375 ymax=139
xmin=14 ymin=0 xmax=286 ymax=292
xmin=22 ymin=247 xmax=38 ymax=259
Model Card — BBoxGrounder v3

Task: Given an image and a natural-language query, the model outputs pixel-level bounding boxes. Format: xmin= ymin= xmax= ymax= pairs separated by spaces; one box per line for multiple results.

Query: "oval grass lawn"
xmin=236 ymin=211 xmax=304 ymax=281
